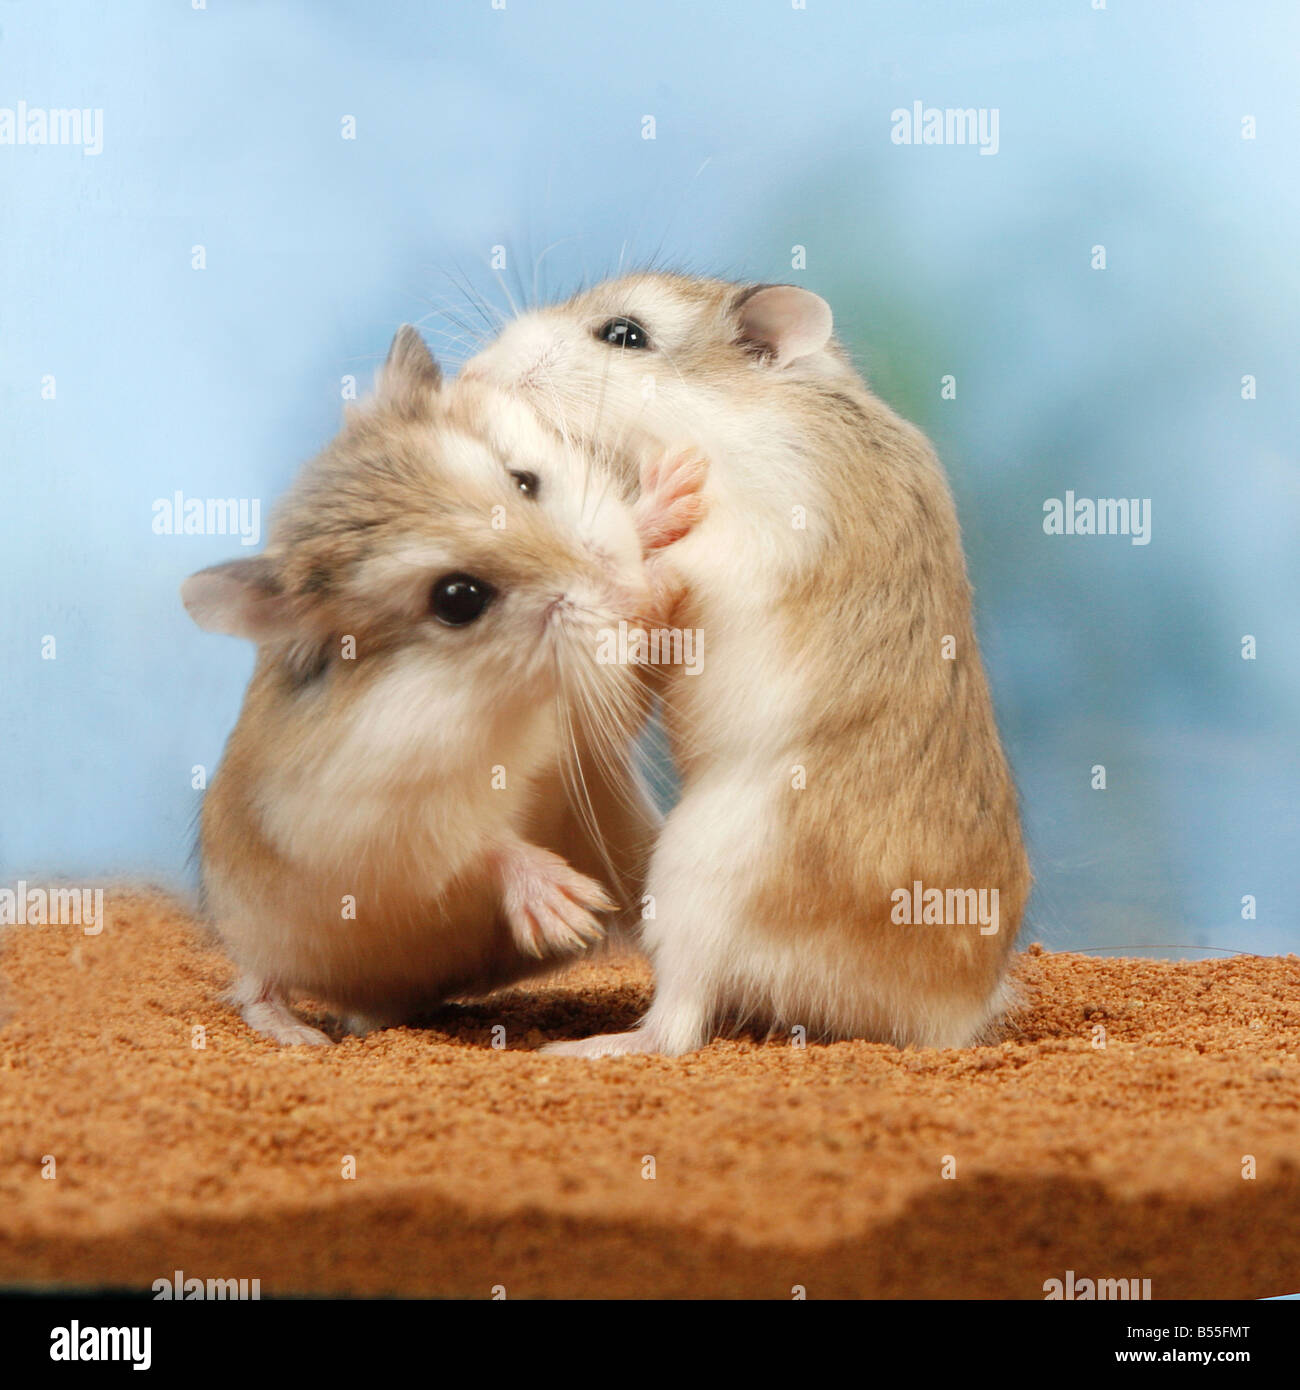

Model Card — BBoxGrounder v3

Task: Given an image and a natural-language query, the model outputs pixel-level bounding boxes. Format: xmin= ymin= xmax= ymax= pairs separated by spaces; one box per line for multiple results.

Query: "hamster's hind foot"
xmin=542 ymin=1002 xmax=708 ymax=1058
xmin=541 ymin=1029 xmax=657 ymax=1058
xmin=231 ymin=974 xmax=333 ymax=1046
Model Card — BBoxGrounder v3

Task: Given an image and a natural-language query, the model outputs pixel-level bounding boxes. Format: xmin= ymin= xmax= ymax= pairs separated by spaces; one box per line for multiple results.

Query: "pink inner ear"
xmin=181 ymin=562 xmax=292 ymax=642
xmin=738 ymin=286 xmax=833 ymax=366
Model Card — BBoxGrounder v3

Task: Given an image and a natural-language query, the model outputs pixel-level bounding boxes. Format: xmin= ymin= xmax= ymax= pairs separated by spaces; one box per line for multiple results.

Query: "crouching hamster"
xmin=182 ymin=325 xmax=707 ymax=1044
xmin=463 ymin=272 xmax=1031 ymax=1055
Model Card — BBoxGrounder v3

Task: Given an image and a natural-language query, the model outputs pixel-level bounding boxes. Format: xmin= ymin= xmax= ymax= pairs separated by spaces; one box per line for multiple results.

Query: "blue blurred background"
xmin=2 ymin=0 xmax=1296 ymax=955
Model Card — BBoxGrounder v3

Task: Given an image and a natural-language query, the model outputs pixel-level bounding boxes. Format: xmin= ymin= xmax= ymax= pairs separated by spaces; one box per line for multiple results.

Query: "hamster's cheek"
xmin=587 ymin=502 xmax=645 ymax=582
xmin=485 ymin=600 xmax=566 ymax=688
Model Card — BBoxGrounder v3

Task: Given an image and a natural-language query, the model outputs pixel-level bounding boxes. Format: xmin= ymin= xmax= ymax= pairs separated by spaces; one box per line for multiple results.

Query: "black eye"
xmin=510 ymin=469 xmax=540 ymax=498
xmin=430 ymin=573 xmax=496 ymax=626
xmin=595 ymin=316 xmax=650 ymax=350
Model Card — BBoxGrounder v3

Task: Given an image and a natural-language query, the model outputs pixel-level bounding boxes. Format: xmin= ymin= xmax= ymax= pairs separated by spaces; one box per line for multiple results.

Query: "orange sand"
xmin=0 ymin=889 xmax=1297 ymax=1298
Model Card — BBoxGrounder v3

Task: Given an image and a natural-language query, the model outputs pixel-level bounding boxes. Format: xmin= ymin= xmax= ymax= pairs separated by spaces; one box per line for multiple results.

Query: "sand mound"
xmin=0 ymin=890 xmax=1297 ymax=1298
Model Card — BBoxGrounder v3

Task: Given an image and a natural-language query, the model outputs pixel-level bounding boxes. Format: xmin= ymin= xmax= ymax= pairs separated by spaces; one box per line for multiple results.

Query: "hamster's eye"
xmin=430 ymin=573 xmax=496 ymax=627
xmin=595 ymin=316 xmax=650 ymax=350
xmin=510 ymin=469 xmax=540 ymax=498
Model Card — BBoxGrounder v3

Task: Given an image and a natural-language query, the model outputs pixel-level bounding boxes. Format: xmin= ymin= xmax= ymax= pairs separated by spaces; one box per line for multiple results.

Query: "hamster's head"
xmin=182 ymin=327 xmax=655 ymax=747
xmin=460 ymin=272 xmax=844 ymax=453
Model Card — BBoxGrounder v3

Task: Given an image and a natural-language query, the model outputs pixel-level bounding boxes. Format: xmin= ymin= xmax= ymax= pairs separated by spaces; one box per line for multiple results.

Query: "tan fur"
xmin=194 ymin=351 xmax=664 ymax=1036
xmin=465 ymin=272 xmax=1030 ymax=1051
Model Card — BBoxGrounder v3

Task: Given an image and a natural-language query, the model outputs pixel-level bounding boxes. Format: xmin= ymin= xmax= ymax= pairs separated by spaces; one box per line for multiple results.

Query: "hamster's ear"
xmin=377 ymin=324 xmax=443 ymax=417
xmin=181 ymin=557 xmax=297 ymax=642
xmin=733 ymin=285 xmax=833 ymax=368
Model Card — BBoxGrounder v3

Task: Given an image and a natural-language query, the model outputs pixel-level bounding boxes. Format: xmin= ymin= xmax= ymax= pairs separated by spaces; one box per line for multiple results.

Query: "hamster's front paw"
xmin=634 ymin=447 xmax=709 ymax=553
xmin=497 ymin=842 xmax=616 ymax=958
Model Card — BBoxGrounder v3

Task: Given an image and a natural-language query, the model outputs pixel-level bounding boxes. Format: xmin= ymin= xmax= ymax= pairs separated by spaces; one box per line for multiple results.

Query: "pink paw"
xmin=497 ymin=842 xmax=616 ymax=958
xmin=634 ymin=448 xmax=710 ymax=553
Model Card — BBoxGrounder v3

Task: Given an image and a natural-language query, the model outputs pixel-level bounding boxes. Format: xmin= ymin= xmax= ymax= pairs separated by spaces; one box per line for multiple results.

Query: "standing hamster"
xmin=463 ymin=272 xmax=1030 ymax=1055
xmin=183 ymin=326 xmax=704 ymax=1043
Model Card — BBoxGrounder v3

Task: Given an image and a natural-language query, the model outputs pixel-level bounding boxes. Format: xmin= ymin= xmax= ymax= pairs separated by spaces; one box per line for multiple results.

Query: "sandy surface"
xmin=0 ymin=888 xmax=1297 ymax=1299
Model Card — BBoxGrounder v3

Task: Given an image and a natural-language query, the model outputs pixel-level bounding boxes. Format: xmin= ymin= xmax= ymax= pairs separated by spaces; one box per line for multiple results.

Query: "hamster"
xmin=462 ymin=273 xmax=1031 ymax=1055
xmin=183 ymin=325 xmax=705 ymax=1044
